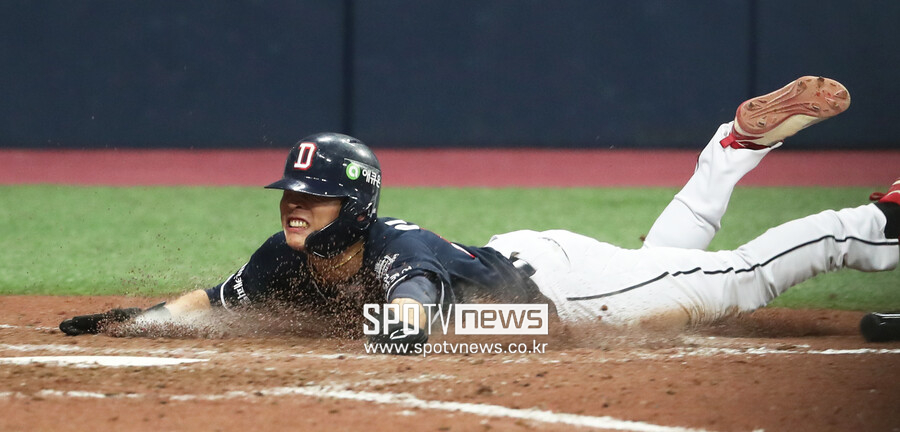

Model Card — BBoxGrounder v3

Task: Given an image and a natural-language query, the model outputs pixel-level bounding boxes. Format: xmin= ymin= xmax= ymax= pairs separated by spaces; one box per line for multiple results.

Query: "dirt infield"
xmin=2 ymin=296 xmax=899 ymax=432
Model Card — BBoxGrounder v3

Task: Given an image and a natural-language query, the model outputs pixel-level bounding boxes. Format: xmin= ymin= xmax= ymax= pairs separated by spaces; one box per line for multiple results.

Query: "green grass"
xmin=1 ymin=185 xmax=897 ymax=310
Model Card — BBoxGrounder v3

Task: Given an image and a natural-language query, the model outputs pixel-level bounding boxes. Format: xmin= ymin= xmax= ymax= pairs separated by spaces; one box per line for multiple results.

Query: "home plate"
xmin=0 ymin=356 xmax=208 ymax=367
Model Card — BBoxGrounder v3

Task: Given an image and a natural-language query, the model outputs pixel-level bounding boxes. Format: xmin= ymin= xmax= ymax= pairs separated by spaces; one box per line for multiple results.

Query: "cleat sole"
xmin=734 ymin=76 xmax=850 ymax=145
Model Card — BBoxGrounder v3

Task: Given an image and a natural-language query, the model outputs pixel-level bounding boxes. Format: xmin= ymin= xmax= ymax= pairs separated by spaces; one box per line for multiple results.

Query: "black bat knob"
xmin=860 ymin=313 xmax=900 ymax=342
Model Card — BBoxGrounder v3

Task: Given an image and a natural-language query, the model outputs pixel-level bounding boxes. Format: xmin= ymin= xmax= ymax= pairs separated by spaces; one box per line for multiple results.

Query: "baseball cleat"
xmin=721 ymin=76 xmax=851 ymax=149
xmin=870 ymin=178 xmax=900 ymax=205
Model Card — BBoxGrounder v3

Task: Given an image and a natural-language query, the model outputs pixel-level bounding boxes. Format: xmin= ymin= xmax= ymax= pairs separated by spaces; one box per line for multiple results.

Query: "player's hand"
xmin=59 ymin=308 xmax=143 ymax=335
xmin=367 ymin=309 xmax=428 ymax=355
xmin=58 ymin=302 xmax=170 ymax=336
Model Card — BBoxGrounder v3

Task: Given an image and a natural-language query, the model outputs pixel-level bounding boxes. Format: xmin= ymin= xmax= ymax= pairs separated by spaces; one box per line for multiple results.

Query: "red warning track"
xmin=1 ymin=149 xmax=898 ymax=187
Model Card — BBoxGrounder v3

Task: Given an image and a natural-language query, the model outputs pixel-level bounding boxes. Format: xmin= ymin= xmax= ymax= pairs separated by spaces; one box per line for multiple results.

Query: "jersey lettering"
xmin=386 ymin=219 xmax=420 ymax=231
xmin=293 ymin=142 xmax=317 ymax=170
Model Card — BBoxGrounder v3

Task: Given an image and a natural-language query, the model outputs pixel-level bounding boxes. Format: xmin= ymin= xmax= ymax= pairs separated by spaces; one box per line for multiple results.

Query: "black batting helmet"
xmin=266 ymin=132 xmax=381 ymax=258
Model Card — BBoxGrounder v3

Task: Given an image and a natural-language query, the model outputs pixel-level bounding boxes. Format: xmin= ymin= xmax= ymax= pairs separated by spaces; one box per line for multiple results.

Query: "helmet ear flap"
xmin=304 ymin=196 xmax=372 ymax=258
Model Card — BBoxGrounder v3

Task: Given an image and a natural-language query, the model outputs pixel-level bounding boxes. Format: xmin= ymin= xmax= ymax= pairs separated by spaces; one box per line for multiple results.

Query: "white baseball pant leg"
xmin=643 ymin=122 xmax=775 ymax=250
xmin=488 ymin=207 xmax=897 ymax=326
xmin=486 ymin=124 xmax=899 ymax=326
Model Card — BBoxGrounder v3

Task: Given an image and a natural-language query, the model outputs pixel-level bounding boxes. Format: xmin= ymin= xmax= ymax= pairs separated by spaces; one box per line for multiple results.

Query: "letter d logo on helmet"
xmin=266 ymin=132 xmax=381 ymax=258
xmin=292 ymin=142 xmax=318 ymax=170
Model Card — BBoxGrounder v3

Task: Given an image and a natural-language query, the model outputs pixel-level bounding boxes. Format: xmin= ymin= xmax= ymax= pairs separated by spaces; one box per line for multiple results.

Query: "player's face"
xmin=279 ymin=190 xmax=343 ymax=251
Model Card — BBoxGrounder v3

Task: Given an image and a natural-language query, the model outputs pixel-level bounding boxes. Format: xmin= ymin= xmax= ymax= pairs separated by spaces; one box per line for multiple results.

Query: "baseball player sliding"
xmin=61 ymin=76 xmax=900 ymax=350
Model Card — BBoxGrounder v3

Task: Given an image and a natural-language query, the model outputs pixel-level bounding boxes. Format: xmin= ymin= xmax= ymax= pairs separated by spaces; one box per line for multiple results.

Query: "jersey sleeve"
xmin=388 ymin=275 xmax=441 ymax=306
xmin=205 ymin=232 xmax=307 ymax=310
xmin=372 ymin=222 xmax=461 ymax=307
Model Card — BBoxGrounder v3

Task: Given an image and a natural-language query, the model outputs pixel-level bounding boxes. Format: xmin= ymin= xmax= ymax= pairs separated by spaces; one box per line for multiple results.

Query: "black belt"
xmin=508 ymin=255 xmax=557 ymax=317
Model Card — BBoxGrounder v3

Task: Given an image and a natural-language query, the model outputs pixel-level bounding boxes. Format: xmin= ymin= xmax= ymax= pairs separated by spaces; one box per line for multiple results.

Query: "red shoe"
xmin=721 ymin=76 xmax=851 ymax=149
xmin=870 ymin=178 xmax=900 ymax=205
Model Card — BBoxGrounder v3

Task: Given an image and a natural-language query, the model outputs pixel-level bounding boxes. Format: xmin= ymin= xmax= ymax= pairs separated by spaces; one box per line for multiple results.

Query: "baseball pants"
xmin=486 ymin=123 xmax=900 ymax=327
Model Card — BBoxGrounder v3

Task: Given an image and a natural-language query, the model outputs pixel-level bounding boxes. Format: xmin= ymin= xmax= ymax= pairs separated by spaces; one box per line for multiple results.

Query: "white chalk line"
xmin=0 ymin=343 xmax=219 ymax=358
xmin=0 ymin=383 xmax=712 ymax=432
xmin=0 ymin=324 xmax=57 ymax=331
xmin=0 ymin=389 xmax=141 ymax=400
xmin=0 ymin=374 xmax=451 ymax=401
xmin=4 ymin=323 xmax=900 ymax=365
xmin=0 ymin=366 xmax=708 ymax=431
xmin=225 ymin=385 xmax=713 ymax=432
xmin=4 ymin=340 xmax=900 ymax=366
xmin=663 ymin=346 xmax=900 ymax=359
xmin=0 ymin=356 xmax=208 ymax=367
xmin=0 ymin=343 xmax=84 ymax=353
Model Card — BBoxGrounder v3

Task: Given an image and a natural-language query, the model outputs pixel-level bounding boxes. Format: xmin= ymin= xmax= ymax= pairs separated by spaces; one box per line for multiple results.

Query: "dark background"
xmin=2 ymin=0 xmax=897 ymax=149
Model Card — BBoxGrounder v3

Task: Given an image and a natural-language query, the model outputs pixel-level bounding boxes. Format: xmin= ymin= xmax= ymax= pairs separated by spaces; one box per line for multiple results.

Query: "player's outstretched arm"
xmin=163 ymin=289 xmax=212 ymax=316
xmin=58 ymin=289 xmax=212 ymax=336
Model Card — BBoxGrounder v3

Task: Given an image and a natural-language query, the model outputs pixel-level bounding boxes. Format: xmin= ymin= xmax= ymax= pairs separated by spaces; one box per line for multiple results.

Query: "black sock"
xmin=876 ymin=202 xmax=900 ymax=238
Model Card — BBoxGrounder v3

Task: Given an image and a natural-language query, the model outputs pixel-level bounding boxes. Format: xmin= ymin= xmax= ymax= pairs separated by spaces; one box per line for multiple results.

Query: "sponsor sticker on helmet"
xmin=346 ymin=162 xmax=362 ymax=180
xmin=345 ymin=159 xmax=381 ymax=187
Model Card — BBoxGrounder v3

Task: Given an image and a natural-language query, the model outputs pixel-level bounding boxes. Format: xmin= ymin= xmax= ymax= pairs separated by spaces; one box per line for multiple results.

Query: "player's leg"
xmin=643 ymin=77 xmax=851 ymax=250
xmin=516 ymin=182 xmax=897 ymax=326
xmin=591 ymin=201 xmax=897 ymax=327
xmin=689 ymin=203 xmax=898 ymax=321
xmin=642 ymin=122 xmax=773 ymax=250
